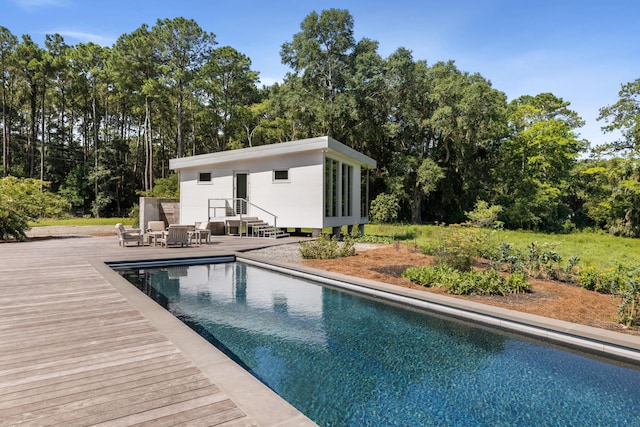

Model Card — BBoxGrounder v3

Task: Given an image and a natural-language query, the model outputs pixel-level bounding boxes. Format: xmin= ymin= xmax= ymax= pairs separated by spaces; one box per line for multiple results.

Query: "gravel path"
xmin=244 ymin=242 xmax=306 ymax=262
xmin=246 ymin=242 xmax=382 ymax=263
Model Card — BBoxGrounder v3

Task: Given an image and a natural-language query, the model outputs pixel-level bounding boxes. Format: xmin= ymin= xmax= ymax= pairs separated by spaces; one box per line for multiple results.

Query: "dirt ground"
xmin=303 ymin=244 xmax=640 ymax=336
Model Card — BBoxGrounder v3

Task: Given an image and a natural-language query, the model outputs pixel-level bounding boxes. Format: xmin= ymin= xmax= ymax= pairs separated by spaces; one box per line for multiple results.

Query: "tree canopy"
xmin=0 ymin=11 xmax=638 ymax=236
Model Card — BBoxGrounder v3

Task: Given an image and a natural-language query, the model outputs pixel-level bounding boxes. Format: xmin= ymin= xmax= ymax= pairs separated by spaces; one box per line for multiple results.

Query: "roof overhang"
xmin=169 ymin=136 xmax=377 ymax=171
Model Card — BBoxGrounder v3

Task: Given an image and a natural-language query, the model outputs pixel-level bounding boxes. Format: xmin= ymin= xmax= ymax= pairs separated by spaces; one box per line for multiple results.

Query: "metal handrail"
xmin=208 ymin=198 xmax=278 ymax=237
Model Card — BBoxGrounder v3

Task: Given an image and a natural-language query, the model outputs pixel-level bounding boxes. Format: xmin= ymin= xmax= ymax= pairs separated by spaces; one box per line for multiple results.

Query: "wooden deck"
xmin=0 ymin=231 xmax=314 ymax=426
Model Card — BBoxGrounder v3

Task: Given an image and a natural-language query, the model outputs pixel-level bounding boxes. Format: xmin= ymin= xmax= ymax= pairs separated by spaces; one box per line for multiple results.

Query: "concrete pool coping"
xmin=236 ymin=253 xmax=640 ymax=364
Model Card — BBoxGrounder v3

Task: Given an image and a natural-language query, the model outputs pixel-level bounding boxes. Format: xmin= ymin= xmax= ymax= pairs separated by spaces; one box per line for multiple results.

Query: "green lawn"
xmin=365 ymin=224 xmax=640 ymax=270
xmin=28 ymin=217 xmax=133 ymax=227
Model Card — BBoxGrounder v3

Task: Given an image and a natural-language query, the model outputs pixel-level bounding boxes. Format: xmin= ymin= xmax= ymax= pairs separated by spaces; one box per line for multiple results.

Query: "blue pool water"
xmin=117 ymin=261 xmax=640 ymax=426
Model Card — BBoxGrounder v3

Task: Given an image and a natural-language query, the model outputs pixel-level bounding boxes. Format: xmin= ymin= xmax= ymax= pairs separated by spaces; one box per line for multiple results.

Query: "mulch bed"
xmin=303 ymin=244 xmax=640 ymax=336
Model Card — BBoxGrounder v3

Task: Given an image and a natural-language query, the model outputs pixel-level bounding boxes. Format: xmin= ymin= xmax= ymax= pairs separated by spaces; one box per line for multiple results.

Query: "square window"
xmin=274 ymin=170 xmax=289 ymax=181
xmin=198 ymin=172 xmax=212 ymax=183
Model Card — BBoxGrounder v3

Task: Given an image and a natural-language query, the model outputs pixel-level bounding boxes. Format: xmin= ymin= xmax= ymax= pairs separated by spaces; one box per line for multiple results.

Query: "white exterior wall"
xmin=178 ymin=168 xmax=233 ymax=225
xmin=172 ymin=136 xmax=376 ymax=232
xmin=178 ymin=150 xmax=325 ymax=229
xmin=248 ymin=151 xmax=324 ymax=229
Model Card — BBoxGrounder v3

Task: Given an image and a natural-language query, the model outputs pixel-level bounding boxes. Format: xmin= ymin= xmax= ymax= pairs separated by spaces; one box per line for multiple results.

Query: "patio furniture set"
xmin=115 ymin=221 xmax=211 ymax=248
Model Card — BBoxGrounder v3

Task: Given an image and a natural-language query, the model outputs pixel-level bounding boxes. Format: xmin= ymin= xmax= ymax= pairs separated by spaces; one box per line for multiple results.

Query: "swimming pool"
xmin=115 ymin=259 xmax=640 ymax=426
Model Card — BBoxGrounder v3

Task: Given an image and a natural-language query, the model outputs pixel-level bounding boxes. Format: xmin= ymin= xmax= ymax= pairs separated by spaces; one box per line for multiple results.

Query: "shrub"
xmin=299 ymin=227 xmax=358 ymax=259
xmin=300 ymin=235 xmax=339 ymax=259
xmin=369 ymin=193 xmax=400 ymax=224
xmin=505 ymin=271 xmax=531 ymax=294
xmin=431 ymin=225 xmax=487 ymax=272
xmin=356 ymin=234 xmax=395 ymax=244
xmin=489 ymin=241 xmax=578 ymax=282
xmin=128 ymin=203 xmax=140 ymax=228
xmin=578 ymin=265 xmax=629 ymax=294
xmin=402 ymin=265 xmax=531 ymax=296
xmin=402 ymin=265 xmax=457 ymax=287
xmin=465 ymin=200 xmax=503 ymax=228
xmin=0 ymin=177 xmax=71 ymax=240
xmin=617 ymin=275 xmax=640 ymax=327
xmin=0 ymin=206 xmax=29 ymax=241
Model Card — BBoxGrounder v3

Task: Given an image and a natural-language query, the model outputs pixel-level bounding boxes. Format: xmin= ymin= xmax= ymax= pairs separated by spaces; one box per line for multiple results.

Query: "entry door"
xmin=234 ymin=172 xmax=248 ymax=214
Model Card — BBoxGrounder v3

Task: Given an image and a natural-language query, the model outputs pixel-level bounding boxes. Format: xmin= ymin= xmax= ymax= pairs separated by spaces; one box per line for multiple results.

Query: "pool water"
xmin=117 ymin=261 xmax=640 ymax=426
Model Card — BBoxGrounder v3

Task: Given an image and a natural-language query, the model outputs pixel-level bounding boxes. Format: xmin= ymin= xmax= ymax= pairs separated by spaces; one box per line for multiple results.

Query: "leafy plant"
xmin=137 ymin=174 xmax=180 ymax=198
xmin=465 ymin=200 xmax=504 ymax=228
xmin=356 ymin=234 xmax=395 ymax=244
xmin=402 ymin=265 xmax=531 ymax=296
xmin=617 ymin=275 xmax=640 ymax=327
xmin=0 ymin=177 xmax=71 ymax=240
xmin=299 ymin=226 xmax=359 ymax=259
xmin=579 ymin=265 xmax=631 ymax=294
xmin=431 ymin=225 xmax=487 ymax=272
xmin=369 ymin=193 xmax=400 ymax=224
xmin=128 ymin=203 xmax=140 ymax=228
xmin=489 ymin=240 xmax=577 ymax=282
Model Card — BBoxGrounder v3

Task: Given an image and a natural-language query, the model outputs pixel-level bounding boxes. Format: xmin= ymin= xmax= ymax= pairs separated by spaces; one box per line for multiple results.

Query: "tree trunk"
xmin=29 ymin=85 xmax=37 ymax=178
xmin=176 ymin=79 xmax=183 ymax=158
xmin=40 ymin=80 xmax=45 ymax=188
xmin=411 ymin=181 xmax=423 ymax=224
xmin=1 ymin=70 xmax=7 ymax=177
xmin=145 ymin=97 xmax=153 ymax=192
xmin=92 ymin=80 xmax=98 ymax=212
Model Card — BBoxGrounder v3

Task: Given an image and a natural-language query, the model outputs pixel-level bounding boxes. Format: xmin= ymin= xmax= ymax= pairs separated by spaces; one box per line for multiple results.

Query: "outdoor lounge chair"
xmin=146 ymin=221 xmax=166 ymax=233
xmin=115 ymin=223 xmax=144 ymax=247
xmin=145 ymin=220 xmax=167 ymax=245
xmin=158 ymin=225 xmax=190 ymax=248
xmin=189 ymin=221 xmax=211 ymax=245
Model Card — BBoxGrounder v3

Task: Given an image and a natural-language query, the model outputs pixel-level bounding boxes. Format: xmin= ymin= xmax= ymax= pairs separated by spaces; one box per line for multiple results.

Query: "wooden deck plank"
xmin=0 ymin=363 xmax=199 ymax=409
xmin=134 ymin=405 xmax=254 ymax=427
xmin=0 ymin=356 xmax=194 ymax=401
xmin=0 ymin=343 xmax=182 ymax=390
xmin=69 ymin=390 xmax=235 ymax=426
xmin=2 ymin=383 xmax=223 ymax=426
xmin=0 ymin=319 xmax=154 ymax=350
xmin=0 ymin=331 xmax=169 ymax=370
xmin=0 ymin=372 xmax=214 ymax=420
xmin=0 ymin=233 xmax=314 ymax=426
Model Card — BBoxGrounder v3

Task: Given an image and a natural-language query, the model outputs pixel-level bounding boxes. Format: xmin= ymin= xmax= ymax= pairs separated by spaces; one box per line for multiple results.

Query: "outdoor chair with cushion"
xmin=146 ymin=221 xmax=166 ymax=232
xmin=115 ymin=223 xmax=144 ymax=247
xmin=145 ymin=220 xmax=166 ymax=246
xmin=159 ymin=225 xmax=190 ymax=248
xmin=189 ymin=221 xmax=211 ymax=245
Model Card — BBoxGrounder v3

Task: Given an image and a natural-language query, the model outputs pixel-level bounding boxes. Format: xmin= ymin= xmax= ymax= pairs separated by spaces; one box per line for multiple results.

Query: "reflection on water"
xmin=119 ymin=262 xmax=640 ymax=426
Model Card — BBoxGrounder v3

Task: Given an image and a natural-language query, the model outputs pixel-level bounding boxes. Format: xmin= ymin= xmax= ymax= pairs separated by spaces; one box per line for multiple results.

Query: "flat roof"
xmin=169 ymin=136 xmax=377 ymax=170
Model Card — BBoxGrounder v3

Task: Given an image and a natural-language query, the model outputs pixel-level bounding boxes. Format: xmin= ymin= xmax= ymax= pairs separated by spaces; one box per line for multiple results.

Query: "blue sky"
xmin=3 ymin=0 xmax=639 ymax=147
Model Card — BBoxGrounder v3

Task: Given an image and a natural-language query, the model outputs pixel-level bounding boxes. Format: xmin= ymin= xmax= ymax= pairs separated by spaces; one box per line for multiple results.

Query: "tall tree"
xmin=574 ymin=155 xmax=640 ymax=236
xmin=598 ymin=78 xmax=640 ymax=153
xmin=44 ymin=34 xmax=76 ymax=190
xmin=72 ymin=42 xmax=110 ymax=213
xmin=14 ymin=35 xmax=43 ymax=178
xmin=382 ymin=48 xmax=431 ymax=223
xmin=199 ymin=46 xmax=259 ymax=151
xmin=424 ymin=61 xmax=507 ymax=222
xmin=0 ymin=26 xmax=18 ymax=177
xmin=381 ymin=54 xmax=507 ymax=223
xmin=152 ymin=17 xmax=216 ymax=158
xmin=110 ymin=24 xmax=160 ymax=192
xmin=280 ymin=8 xmax=356 ymax=139
xmin=495 ymin=93 xmax=586 ymax=231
